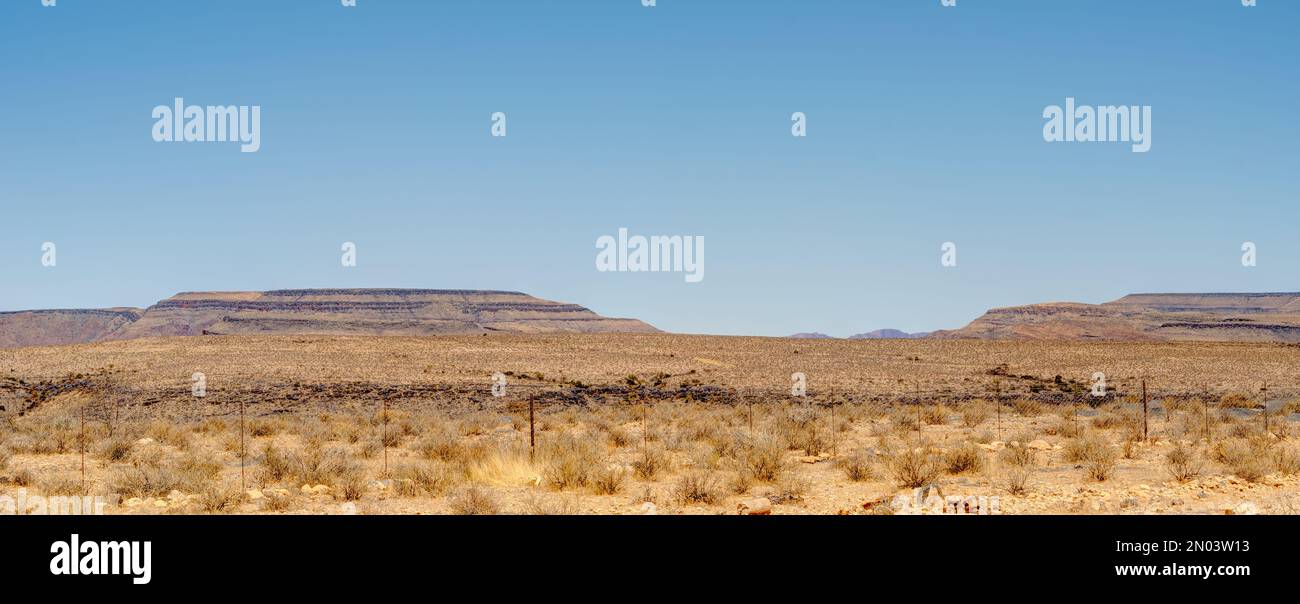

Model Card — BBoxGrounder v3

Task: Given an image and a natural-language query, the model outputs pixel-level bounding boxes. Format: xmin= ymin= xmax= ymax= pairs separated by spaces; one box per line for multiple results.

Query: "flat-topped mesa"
xmin=934 ymin=292 xmax=1300 ymax=342
xmin=0 ymin=289 xmax=657 ymax=348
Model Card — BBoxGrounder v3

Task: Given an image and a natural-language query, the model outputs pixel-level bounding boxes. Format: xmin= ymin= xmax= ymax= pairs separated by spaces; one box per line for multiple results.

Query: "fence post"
xmin=80 ymin=402 xmax=86 ymax=495
xmin=382 ymin=397 xmax=389 ymax=478
xmin=1261 ymin=383 xmax=1269 ymax=436
xmin=529 ymin=394 xmax=536 ymax=462
xmin=1141 ymin=379 xmax=1148 ymax=442
xmin=239 ymin=397 xmax=245 ymax=493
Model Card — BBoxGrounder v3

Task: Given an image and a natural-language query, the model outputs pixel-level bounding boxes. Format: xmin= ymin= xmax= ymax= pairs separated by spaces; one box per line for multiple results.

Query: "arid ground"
xmin=2 ymin=334 xmax=1299 ymax=515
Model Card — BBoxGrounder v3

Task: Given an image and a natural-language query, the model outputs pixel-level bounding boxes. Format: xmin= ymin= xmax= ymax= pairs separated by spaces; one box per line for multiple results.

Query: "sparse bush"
xmin=1012 ymin=399 xmax=1045 ymax=417
xmin=673 ymin=472 xmax=722 ymax=505
xmin=742 ymin=435 xmax=785 ymax=482
xmin=198 ymin=483 xmax=242 ymax=513
xmin=943 ymin=442 xmax=985 ymax=475
xmin=632 ymin=447 xmax=667 ymax=480
xmin=92 ymin=434 xmax=133 ymax=462
xmin=1165 ymin=444 xmax=1203 ymax=482
xmin=960 ymin=402 xmax=992 ymax=428
xmin=884 ymin=441 xmax=943 ymax=488
xmin=769 ymin=475 xmax=809 ymax=504
xmin=1274 ymin=447 xmax=1300 ymax=476
xmin=542 ymin=437 xmax=598 ymax=490
xmin=775 ymin=406 xmax=826 ymax=455
xmin=414 ymin=428 xmax=462 ymax=462
xmin=392 ymin=462 xmax=454 ymax=496
xmin=1214 ymin=437 xmax=1274 ymax=482
xmin=998 ymin=444 xmax=1036 ymax=494
xmin=449 ymin=486 xmax=499 ymax=515
xmin=922 ymin=405 xmax=949 ymax=425
xmin=837 ymin=448 xmax=875 ymax=482
xmin=590 ymin=464 xmax=628 ymax=495
xmin=38 ymin=473 xmax=83 ymax=496
xmin=1063 ymin=433 xmax=1118 ymax=481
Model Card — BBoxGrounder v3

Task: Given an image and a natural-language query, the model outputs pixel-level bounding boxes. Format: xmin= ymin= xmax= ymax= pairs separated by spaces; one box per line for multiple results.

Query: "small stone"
xmin=245 ymin=489 xmax=264 ymax=501
xmin=135 ymin=438 xmax=155 ymax=446
xmin=736 ymin=497 xmax=772 ymax=515
xmin=153 ymin=500 xmax=168 ymax=509
xmin=124 ymin=497 xmax=142 ymax=507
xmin=640 ymin=502 xmax=657 ymax=515
xmin=1027 ymin=440 xmax=1051 ymax=451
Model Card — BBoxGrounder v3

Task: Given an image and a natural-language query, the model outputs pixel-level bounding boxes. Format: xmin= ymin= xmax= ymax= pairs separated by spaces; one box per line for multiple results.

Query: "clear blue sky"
xmin=1 ymin=1 xmax=1297 ymax=336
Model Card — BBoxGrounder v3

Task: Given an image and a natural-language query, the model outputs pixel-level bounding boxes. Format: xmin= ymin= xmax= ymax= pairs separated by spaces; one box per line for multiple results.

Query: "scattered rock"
xmin=737 ymin=498 xmax=772 ymax=515
xmin=640 ymin=502 xmax=657 ymax=515
xmin=1027 ymin=440 xmax=1051 ymax=451
xmin=245 ymin=489 xmax=264 ymax=501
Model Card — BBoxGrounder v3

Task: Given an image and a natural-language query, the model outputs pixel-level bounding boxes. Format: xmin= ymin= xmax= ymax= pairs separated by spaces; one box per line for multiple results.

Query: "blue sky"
xmin=1 ymin=0 xmax=1297 ymax=336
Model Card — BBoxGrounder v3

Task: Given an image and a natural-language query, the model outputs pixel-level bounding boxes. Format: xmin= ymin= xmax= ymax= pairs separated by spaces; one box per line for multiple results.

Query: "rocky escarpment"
xmin=0 ymin=308 xmax=142 ymax=348
xmin=0 ymin=289 xmax=657 ymax=348
xmin=931 ymin=293 xmax=1300 ymax=342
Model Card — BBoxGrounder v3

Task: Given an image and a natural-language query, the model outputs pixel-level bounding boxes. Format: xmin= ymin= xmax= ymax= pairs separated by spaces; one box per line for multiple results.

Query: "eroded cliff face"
xmin=0 ymin=289 xmax=657 ymax=348
xmin=931 ymin=293 xmax=1300 ymax=342
xmin=0 ymin=308 xmax=143 ymax=348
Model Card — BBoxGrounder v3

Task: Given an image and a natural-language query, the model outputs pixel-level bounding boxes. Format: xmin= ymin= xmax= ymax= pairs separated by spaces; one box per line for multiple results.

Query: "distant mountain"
xmin=0 ymin=289 xmax=657 ymax=348
xmin=786 ymin=332 xmax=835 ymax=339
xmin=930 ymin=293 xmax=1300 ymax=342
xmin=848 ymin=329 xmax=929 ymax=339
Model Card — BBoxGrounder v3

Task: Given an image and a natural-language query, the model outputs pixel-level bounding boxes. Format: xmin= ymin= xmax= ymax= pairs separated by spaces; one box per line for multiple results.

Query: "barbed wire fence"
xmin=3 ymin=367 xmax=1299 ymax=504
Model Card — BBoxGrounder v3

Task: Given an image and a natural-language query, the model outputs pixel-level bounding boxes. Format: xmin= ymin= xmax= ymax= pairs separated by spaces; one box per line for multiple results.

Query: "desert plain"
xmin=2 ymin=333 xmax=1299 ymax=515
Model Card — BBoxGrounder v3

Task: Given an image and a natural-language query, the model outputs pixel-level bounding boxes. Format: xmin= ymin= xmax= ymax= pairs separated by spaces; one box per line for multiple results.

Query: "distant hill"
xmin=0 ymin=289 xmax=657 ymax=348
xmin=931 ymin=293 xmax=1300 ymax=342
xmin=849 ymin=329 xmax=929 ymax=339
xmin=786 ymin=332 xmax=834 ymax=339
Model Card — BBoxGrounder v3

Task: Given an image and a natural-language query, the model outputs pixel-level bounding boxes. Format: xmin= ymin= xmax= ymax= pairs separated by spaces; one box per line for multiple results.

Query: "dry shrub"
xmin=92 ymin=434 xmax=134 ymax=462
xmin=775 ymin=406 xmax=827 ymax=455
xmin=414 ymin=428 xmax=462 ymax=462
xmin=1274 ymin=446 xmax=1300 ymax=476
xmin=768 ymin=475 xmax=809 ymax=504
xmin=449 ymin=486 xmax=499 ymax=515
xmin=542 ymin=436 xmax=600 ymax=491
xmin=1219 ymin=393 xmax=1255 ymax=409
xmin=145 ymin=420 xmax=192 ymax=448
xmin=392 ymin=462 xmax=455 ymax=496
xmin=883 ymin=441 xmax=943 ymax=488
xmin=198 ymin=483 xmax=242 ymax=513
xmin=1064 ymin=433 xmax=1117 ymax=481
xmin=37 ymin=473 xmax=83 ymax=496
xmin=673 ymin=471 xmax=722 ymax=505
xmin=590 ymin=464 xmax=628 ymax=495
xmin=247 ymin=418 xmax=282 ymax=437
xmin=0 ymin=446 xmax=11 ymax=472
xmin=960 ymin=402 xmax=993 ymax=428
xmin=300 ymin=446 xmax=365 ymax=488
xmin=837 ymin=448 xmax=875 ymax=482
xmin=741 ymin=435 xmax=786 ymax=482
xmin=1012 ymin=399 xmax=1046 ymax=417
xmin=632 ymin=446 xmax=667 ymax=480
xmin=11 ymin=467 xmax=34 ymax=486
xmin=606 ymin=425 xmax=632 ymax=448
xmin=1165 ymin=444 xmax=1203 ymax=482
xmin=261 ymin=442 xmax=300 ymax=483
xmin=998 ymin=444 xmax=1036 ymax=494
xmin=110 ymin=446 xmax=223 ymax=498
xmin=943 ymin=442 xmax=985 ymax=475
xmin=922 ymin=405 xmax=949 ymax=425
xmin=522 ymin=492 xmax=580 ymax=515
xmin=1213 ymin=437 xmax=1274 ymax=482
